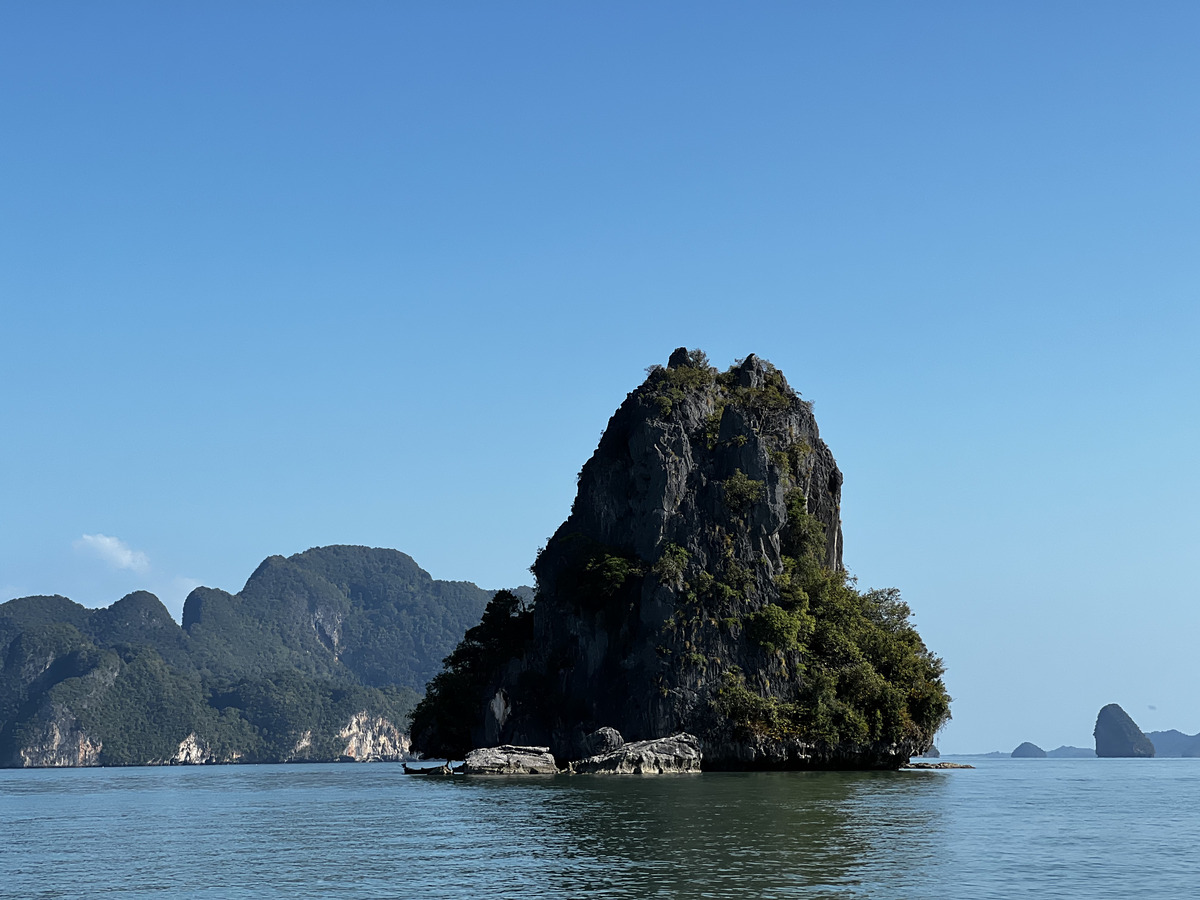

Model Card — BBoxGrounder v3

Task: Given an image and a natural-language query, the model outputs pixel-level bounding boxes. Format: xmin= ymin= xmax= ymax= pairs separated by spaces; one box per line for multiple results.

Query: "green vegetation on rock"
xmin=409 ymin=590 xmax=532 ymax=760
xmin=412 ymin=349 xmax=951 ymax=768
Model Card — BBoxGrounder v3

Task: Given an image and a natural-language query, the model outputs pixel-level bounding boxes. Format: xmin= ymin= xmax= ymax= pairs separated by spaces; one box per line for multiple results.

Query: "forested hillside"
xmin=0 ymin=546 xmax=518 ymax=766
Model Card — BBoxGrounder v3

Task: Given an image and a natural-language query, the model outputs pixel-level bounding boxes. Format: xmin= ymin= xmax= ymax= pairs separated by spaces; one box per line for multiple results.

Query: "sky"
xmin=2 ymin=2 xmax=1197 ymax=754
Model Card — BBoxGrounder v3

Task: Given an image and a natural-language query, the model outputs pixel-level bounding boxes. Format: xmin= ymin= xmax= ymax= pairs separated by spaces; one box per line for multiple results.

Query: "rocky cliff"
xmin=338 ymin=712 xmax=411 ymax=761
xmin=14 ymin=704 xmax=103 ymax=767
xmin=1094 ymin=703 xmax=1155 ymax=758
xmin=412 ymin=350 xmax=950 ymax=769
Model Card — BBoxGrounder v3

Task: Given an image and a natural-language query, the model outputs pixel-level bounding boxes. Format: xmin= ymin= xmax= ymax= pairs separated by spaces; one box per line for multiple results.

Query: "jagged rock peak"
xmin=568 ymin=347 xmax=843 ymax=575
xmin=1094 ymin=703 xmax=1155 ymax=758
xmin=411 ymin=350 xmax=951 ymax=769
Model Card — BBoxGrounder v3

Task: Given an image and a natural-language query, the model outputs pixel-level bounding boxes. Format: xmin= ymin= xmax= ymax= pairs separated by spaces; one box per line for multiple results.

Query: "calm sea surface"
xmin=2 ymin=758 xmax=1196 ymax=898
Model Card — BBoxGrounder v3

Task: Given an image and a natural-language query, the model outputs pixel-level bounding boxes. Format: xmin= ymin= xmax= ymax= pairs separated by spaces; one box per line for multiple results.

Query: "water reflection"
xmin=0 ymin=764 xmax=954 ymax=899
xmin=450 ymin=771 xmax=951 ymax=898
xmin=9 ymin=760 xmax=1200 ymax=898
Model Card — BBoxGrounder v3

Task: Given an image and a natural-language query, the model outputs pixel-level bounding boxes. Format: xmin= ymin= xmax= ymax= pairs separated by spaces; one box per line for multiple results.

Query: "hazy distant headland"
xmin=979 ymin=703 xmax=1199 ymax=760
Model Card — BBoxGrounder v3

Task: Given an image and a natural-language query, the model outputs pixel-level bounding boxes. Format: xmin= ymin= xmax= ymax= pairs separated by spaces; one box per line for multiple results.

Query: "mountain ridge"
xmin=0 ymin=546 xmax=526 ymax=767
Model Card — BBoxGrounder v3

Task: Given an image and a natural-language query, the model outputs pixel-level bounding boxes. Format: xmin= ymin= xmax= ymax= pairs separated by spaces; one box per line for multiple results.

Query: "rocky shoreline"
xmin=408 ymin=732 xmax=703 ymax=776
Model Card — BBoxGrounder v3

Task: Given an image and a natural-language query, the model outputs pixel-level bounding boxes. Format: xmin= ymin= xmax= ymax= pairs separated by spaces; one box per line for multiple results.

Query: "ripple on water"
xmin=2 ymin=759 xmax=1198 ymax=899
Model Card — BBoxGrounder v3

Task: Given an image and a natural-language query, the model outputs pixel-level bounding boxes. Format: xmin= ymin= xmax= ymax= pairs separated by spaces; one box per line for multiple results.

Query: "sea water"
xmin=1 ymin=758 xmax=1196 ymax=899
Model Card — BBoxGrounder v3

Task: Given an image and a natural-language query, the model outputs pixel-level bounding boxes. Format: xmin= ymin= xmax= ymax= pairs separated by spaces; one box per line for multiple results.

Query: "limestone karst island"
xmin=0 ymin=350 xmax=951 ymax=771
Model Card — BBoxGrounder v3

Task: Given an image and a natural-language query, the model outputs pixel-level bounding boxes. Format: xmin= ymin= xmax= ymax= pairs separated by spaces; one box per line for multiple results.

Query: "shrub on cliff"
xmin=409 ymin=590 xmax=532 ymax=760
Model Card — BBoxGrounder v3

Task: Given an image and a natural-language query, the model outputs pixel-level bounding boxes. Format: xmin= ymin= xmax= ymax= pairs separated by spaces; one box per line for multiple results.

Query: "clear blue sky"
xmin=2 ymin=2 xmax=1197 ymax=753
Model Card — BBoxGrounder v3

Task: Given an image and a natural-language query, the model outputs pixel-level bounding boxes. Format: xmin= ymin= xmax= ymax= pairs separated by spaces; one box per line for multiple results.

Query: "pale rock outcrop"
xmin=290 ymin=730 xmax=314 ymax=759
xmin=339 ymin=712 xmax=411 ymax=761
xmin=569 ymin=733 xmax=702 ymax=774
xmin=460 ymin=745 xmax=559 ymax=775
xmin=172 ymin=733 xmax=214 ymax=765
xmin=17 ymin=709 xmax=102 ymax=767
xmin=168 ymin=733 xmax=243 ymax=765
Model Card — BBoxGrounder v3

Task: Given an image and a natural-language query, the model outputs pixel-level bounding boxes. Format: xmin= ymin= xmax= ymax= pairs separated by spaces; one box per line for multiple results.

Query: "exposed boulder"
xmin=580 ymin=726 xmax=625 ymax=757
xmin=460 ymin=745 xmax=559 ymax=775
xmin=1094 ymin=703 xmax=1155 ymax=758
xmin=568 ymin=733 xmax=702 ymax=774
xmin=1011 ymin=742 xmax=1046 ymax=758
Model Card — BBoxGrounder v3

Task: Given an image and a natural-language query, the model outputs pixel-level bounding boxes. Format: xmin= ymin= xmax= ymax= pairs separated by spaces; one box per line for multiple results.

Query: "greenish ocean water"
xmin=1 ymin=758 xmax=1194 ymax=898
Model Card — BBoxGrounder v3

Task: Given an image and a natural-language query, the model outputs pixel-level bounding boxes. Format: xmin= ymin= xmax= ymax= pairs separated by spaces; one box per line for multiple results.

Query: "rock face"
xmin=1094 ymin=704 xmax=1155 ymax=758
xmin=411 ymin=350 xmax=950 ymax=769
xmin=171 ymin=733 xmax=247 ymax=765
xmin=339 ymin=712 xmax=412 ymax=761
xmin=1011 ymin=741 xmax=1046 ymax=758
xmin=568 ymin=733 xmax=702 ymax=774
xmin=16 ymin=707 xmax=102 ymax=767
xmin=172 ymin=733 xmax=214 ymax=765
xmin=460 ymin=745 xmax=559 ymax=775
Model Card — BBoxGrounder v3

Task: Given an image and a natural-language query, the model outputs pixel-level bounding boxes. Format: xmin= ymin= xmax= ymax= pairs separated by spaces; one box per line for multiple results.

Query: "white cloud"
xmin=74 ymin=533 xmax=150 ymax=574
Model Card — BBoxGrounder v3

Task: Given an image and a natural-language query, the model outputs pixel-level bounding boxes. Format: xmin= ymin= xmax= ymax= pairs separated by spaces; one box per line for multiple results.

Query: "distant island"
xmin=0 ymin=546 xmax=525 ymax=767
xmin=991 ymin=703 xmax=1200 ymax=760
xmin=1011 ymin=742 xmax=1046 ymax=758
xmin=1145 ymin=729 xmax=1200 ymax=757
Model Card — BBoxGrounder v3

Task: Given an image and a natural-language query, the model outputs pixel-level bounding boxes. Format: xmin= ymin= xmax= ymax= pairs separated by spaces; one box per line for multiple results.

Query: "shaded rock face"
xmin=524 ymin=353 xmax=847 ymax=765
xmin=581 ymin=727 xmax=624 ymax=757
xmin=568 ymin=733 xmax=702 ymax=774
xmin=1011 ymin=742 xmax=1046 ymax=758
xmin=425 ymin=350 xmax=949 ymax=770
xmin=460 ymin=745 xmax=558 ymax=775
xmin=1094 ymin=704 xmax=1155 ymax=758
